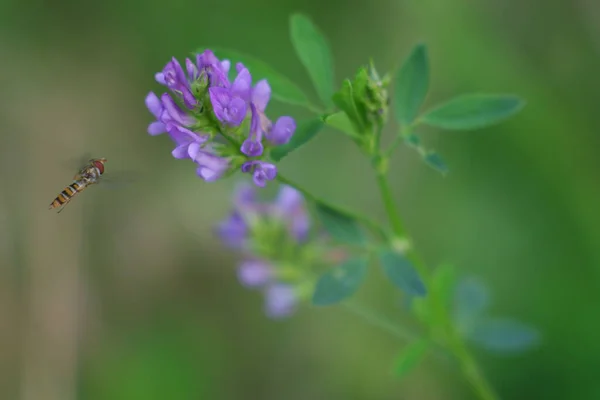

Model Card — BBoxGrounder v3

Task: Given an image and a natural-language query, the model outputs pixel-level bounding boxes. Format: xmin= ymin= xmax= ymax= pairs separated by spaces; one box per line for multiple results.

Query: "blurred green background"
xmin=1 ymin=0 xmax=599 ymax=399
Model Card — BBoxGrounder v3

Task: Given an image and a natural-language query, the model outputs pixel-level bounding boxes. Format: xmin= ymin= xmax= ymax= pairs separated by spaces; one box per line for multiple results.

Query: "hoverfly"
xmin=48 ymin=157 xmax=108 ymax=213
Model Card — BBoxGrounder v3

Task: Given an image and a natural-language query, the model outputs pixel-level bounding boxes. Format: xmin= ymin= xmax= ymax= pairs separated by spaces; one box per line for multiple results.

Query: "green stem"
xmin=342 ymin=300 xmax=452 ymax=363
xmin=375 ymin=171 xmax=405 ymax=238
xmin=218 ymin=127 xmax=242 ymax=149
xmin=384 ymin=123 xmax=416 ymax=159
xmin=304 ymin=103 xmax=326 ymax=115
xmin=341 ymin=300 xmax=418 ymax=342
xmin=273 ymin=121 xmax=496 ymax=399
xmin=383 ymin=133 xmax=405 ymax=158
xmin=449 ymin=334 xmax=499 ymax=400
xmin=374 ymin=162 xmax=498 ymax=400
xmin=275 ymin=173 xmax=388 ymax=240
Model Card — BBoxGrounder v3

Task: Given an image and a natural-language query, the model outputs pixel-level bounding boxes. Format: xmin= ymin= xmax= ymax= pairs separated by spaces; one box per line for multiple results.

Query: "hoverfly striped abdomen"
xmin=49 ymin=158 xmax=107 ymax=213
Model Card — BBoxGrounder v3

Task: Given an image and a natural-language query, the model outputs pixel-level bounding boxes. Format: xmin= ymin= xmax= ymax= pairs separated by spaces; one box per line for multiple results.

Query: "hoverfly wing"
xmin=97 ymin=169 xmax=143 ymax=190
xmin=60 ymin=152 xmax=93 ymax=175
xmin=65 ymin=152 xmax=93 ymax=168
xmin=58 ymin=154 xmax=142 ymax=190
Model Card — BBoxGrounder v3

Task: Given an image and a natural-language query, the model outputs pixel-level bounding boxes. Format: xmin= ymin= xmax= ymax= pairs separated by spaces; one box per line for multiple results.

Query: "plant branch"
xmin=341 ymin=300 xmax=418 ymax=342
xmin=448 ymin=333 xmax=499 ymax=400
xmin=373 ymin=130 xmax=498 ymax=400
xmin=275 ymin=173 xmax=388 ymax=240
xmin=375 ymin=171 xmax=405 ymax=238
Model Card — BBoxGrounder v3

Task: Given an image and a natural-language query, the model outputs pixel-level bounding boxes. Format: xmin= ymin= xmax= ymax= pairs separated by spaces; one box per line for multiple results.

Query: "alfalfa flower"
xmin=209 ymin=86 xmax=247 ymax=126
xmin=216 ymin=182 xmax=312 ymax=318
xmin=145 ymin=50 xmax=297 ymax=188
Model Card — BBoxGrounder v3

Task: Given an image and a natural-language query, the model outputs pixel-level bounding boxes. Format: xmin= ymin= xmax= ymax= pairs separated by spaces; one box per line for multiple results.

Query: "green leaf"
xmin=195 ymin=47 xmax=312 ymax=108
xmin=410 ymin=297 xmax=430 ymax=324
xmin=431 ymin=264 xmax=457 ymax=310
xmin=467 ymin=318 xmax=541 ymax=354
xmin=453 ymin=276 xmax=491 ymax=333
xmin=322 ymin=112 xmax=359 ymax=138
xmin=352 ymin=67 xmax=370 ymax=111
xmin=401 ymin=132 xmax=449 ymax=175
xmin=394 ymin=43 xmax=429 ymax=126
xmin=315 ymin=203 xmax=366 ymax=245
xmin=289 ymin=13 xmax=335 ymax=107
xmin=421 ymin=94 xmax=525 ymax=130
xmin=429 ymin=264 xmax=457 ymax=328
xmin=403 ymin=132 xmax=421 ymax=148
xmin=378 ymin=250 xmax=427 ymax=297
xmin=332 ymin=80 xmax=364 ymax=133
xmin=423 ymin=151 xmax=448 ymax=175
xmin=270 ymin=118 xmax=324 ymax=161
xmin=312 ymin=257 xmax=369 ymax=306
xmin=331 ymin=68 xmax=372 ymax=135
xmin=393 ymin=338 xmax=430 ymax=378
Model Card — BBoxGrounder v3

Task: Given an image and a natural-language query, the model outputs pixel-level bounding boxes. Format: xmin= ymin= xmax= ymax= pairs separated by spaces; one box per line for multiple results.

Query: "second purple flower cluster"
xmin=145 ymin=50 xmax=296 ymax=187
xmin=217 ymin=183 xmax=311 ymax=318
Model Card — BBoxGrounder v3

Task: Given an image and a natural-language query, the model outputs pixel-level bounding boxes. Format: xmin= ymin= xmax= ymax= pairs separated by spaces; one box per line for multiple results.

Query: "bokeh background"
xmin=1 ymin=0 xmax=599 ymax=399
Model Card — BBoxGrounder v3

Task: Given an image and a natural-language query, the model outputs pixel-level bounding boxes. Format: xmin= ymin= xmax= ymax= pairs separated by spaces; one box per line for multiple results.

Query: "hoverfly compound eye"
xmin=93 ymin=160 xmax=105 ymax=174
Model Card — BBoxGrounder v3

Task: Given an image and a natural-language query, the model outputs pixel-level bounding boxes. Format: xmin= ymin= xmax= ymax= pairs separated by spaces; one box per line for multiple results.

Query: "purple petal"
xmin=197 ymin=51 xmax=230 ymax=87
xmin=261 ymin=163 xmax=277 ymax=180
xmin=275 ymin=186 xmax=304 ymax=214
xmin=290 ymin=212 xmax=310 ymax=242
xmin=242 ymin=161 xmax=277 ymax=187
xmin=233 ymin=182 xmax=257 ymax=207
xmin=241 ymin=139 xmax=264 ymax=157
xmin=264 ymin=284 xmax=298 ymax=319
xmin=155 ymin=73 xmax=166 ymax=85
xmin=275 ymin=186 xmax=310 ymax=241
xmin=160 ymin=109 xmax=171 ymax=125
xmin=249 ymin=103 xmax=260 ymax=134
xmin=148 ymin=121 xmax=166 ymax=136
xmin=259 ymin=113 xmax=273 ymax=135
xmin=238 ymin=260 xmax=272 ymax=288
xmin=209 ymin=87 xmax=230 ymax=122
xmin=187 ymin=142 xmax=201 ymax=159
xmin=172 ymin=143 xmax=190 ymax=159
xmin=227 ymin=97 xmax=247 ymax=126
xmin=252 ymin=165 xmax=276 ymax=187
xmin=241 ymin=161 xmax=255 ymax=174
xmin=172 ymin=57 xmax=188 ymax=83
xmin=251 ymin=80 xmax=271 ymax=112
xmin=181 ymin=87 xmax=198 ymax=109
xmin=267 ymin=116 xmax=296 ymax=145
xmin=216 ymin=211 xmax=247 ymax=248
xmin=185 ymin=57 xmax=198 ymax=80
xmin=231 ymin=67 xmax=252 ymax=101
xmin=197 ymin=166 xmax=224 ymax=182
xmin=209 ymin=88 xmax=247 ymax=126
xmin=194 ymin=149 xmax=229 ymax=182
xmin=196 ymin=50 xmax=219 ymax=69
xmin=253 ymin=172 xmax=267 ymax=187
xmin=161 ymin=94 xmax=195 ymax=126
xmin=195 ymin=151 xmax=228 ymax=170
xmin=235 ymin=62 xmax=245 ymax=74
xmin=163 ymin=57 xmax=187 ymax=88
xmin=220 ymin=60 xmax=231 ymax=75
xmin=163 ymin=63 xmax=177 ymax=87
xmin=209 ymin=67 xmax=230 ymax=88
xmin=145 ymin=92 xmax=163 ymax=118
xmin=253 ymin=162 xmax=277 ymax=187
xmin=167 ymin=124 xmax=204 ymax=145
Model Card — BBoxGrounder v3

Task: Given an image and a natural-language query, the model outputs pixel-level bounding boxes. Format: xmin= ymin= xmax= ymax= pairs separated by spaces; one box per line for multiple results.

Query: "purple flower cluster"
xmin=145 ymin=50 xmax=297 ymax=187
xmin=216 ymin=183 xmax=310 ymax=318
